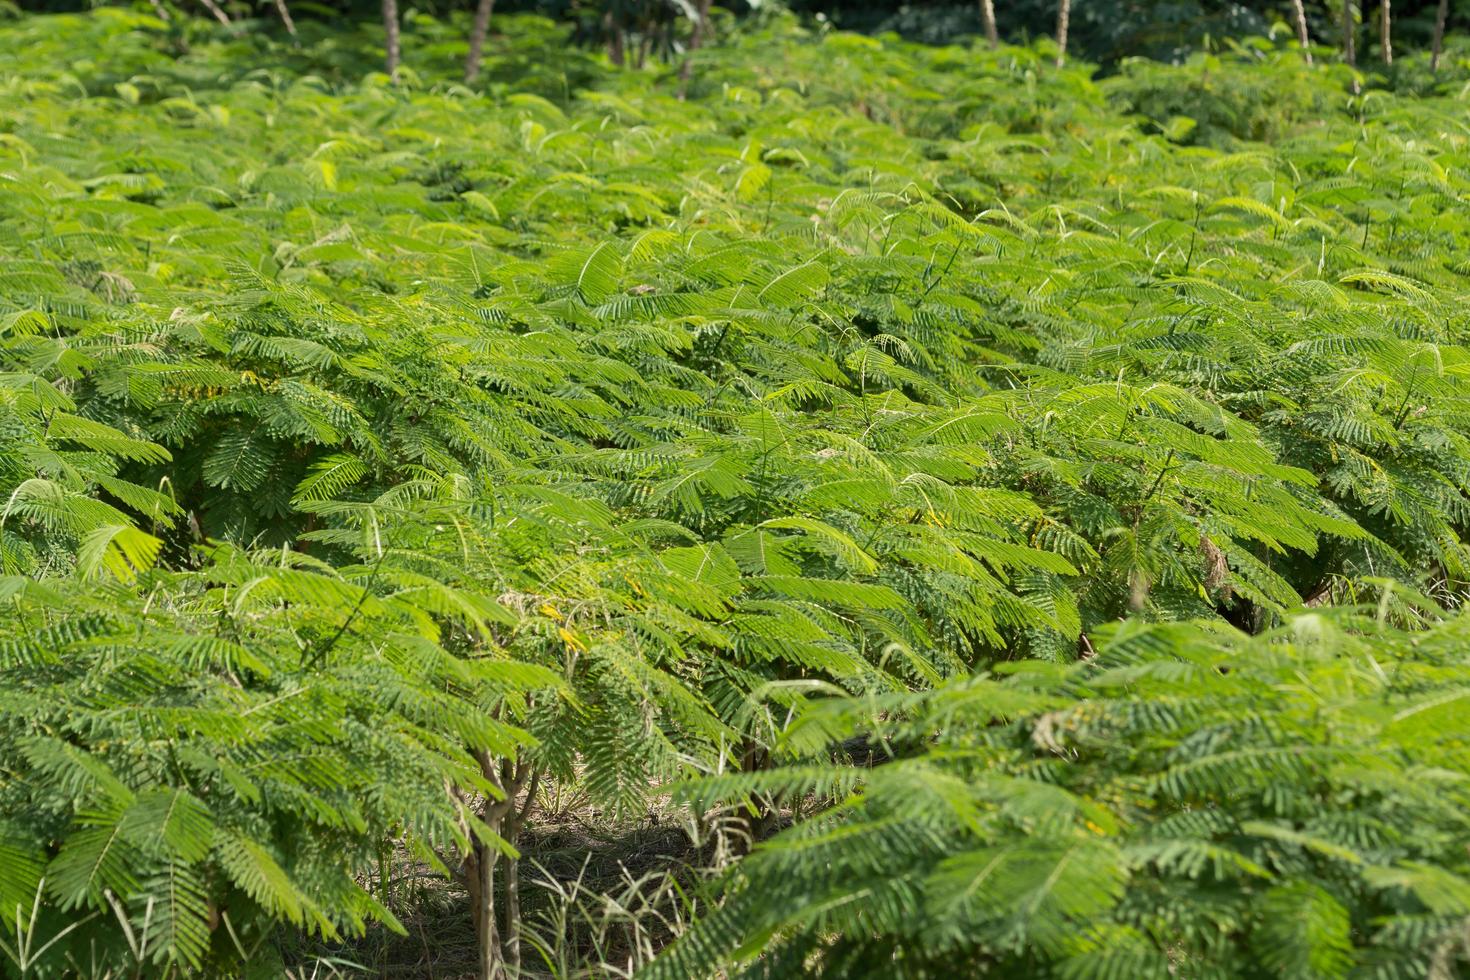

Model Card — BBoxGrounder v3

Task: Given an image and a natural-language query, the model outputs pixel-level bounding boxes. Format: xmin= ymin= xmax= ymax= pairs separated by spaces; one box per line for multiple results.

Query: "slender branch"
xmin=1141 ymin=449 xmax=1177 ymax=505
xmin=197 ymin=0 xmax=231 ymax=27
xmin=272 ymin=0 xmax=298 ymax=39
xmin=304 ymin=527 xmax=398 ymax=669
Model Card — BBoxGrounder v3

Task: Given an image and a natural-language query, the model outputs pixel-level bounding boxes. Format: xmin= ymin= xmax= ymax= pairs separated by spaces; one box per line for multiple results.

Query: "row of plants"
xmin=2 ymin=9 xmax=1470 ymax=978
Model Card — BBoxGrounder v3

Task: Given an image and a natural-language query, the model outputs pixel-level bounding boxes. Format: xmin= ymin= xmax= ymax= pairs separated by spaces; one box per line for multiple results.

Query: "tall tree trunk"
xmin=1290 ymin=0 xmax=1312 ymax=63
xmin=272 ymin=0 xmax=298 ymax=39
xmin=148 ymin=0 xmax=171 ymax=21
xmin=382 ymin=0 xmax=400 ymax=83
xmin=464 ymin=0 xmax=495 ymax=83
xmin=676 ymin=0 xmax=712 ymax=99
xmin=1055 ymin=0 xmax=1070 ymax=67
xmin=979 ymin=0 xmax=999 ymax=48
xmin=1380 ymin=0 xmax=1392 ymax=62
xmin=1432 ymin=0 xmax=1449 ymax=69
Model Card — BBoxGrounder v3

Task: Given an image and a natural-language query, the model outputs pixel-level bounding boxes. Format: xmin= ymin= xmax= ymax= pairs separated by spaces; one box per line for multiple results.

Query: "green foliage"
xmin=0 ymin=552 xmax=555 ymax=975
xmin=650 ymin=606 xmax=1470 ymax=979
xmin=1103 ymin=39 xmax=1353 ymax=145
xmin=3 ymin=7 xmax=1470 ymax=976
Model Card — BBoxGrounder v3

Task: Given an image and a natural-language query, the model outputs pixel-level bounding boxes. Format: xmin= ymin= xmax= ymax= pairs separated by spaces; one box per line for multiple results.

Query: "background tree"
xmin=980 ymin=0 xmax=999 ymax=47
xmin=465 ymin=0 xmax=495 ymax=82
xmin=1290 ymin=0 xmax=1312 ymax=61
xmin=197 ymin=0 xmax=229 ymax=26
xmin=272 ymin=0 xmax=297 ymax=38
xmin=1432 ymin=0 xmax=1450 ymax=66
xmin=677 ymin=0 xmax=713 ymax=97
xmin=382 ymin=0 xmax=400 ymax=80
xmin=1055 ymin=0 xmax=1070 ymax=64
xmin=1380 ymin=0 xmax=1392 ymax=60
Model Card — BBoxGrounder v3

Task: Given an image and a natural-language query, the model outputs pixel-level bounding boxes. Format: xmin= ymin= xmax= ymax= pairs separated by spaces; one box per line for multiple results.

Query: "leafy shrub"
xmin=1102 ymin=40 xmax=1349 ymax=145
xmin=0 ymin=549 xmax=557 ymax=975
xmin=652 ymin=605 xmax=1470 ymax=979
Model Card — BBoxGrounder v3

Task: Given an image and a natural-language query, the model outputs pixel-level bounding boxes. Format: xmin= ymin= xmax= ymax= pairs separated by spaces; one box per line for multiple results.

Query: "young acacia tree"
xmin=299 ymin=474 xmax=731 ymax=980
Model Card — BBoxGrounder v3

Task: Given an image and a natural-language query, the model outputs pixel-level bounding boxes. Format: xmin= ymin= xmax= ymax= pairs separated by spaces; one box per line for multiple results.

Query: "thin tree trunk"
xmin=607 ymin=17 xmax=626 ymax=66
xmin=382 ymin=0 xmax=401 ymax=83
xmin=148 ymin=0 xmax=171 ymax=22
xmin=728 ymin=739 xmax=774 ymax=856
xmin=1432 ymin=0 xmax=1449 ymax=69
xmin=1342 ymin=0 xmax=1360 ymax=92
xmin=676 ymin=0 xmax=711 ymax=99
xmin=979 ymin=0 xmax=998 ymax=48
xmin=459 ymin=750 xmax=508 ymax=980
xmin=464 ymin=0 xmax=495 ymax=83
xmin=1055 ymin=0 xmax=1070 ymax=67
xmin=1380 ymin=0 xmax=1391 ymax=62
xmin=1290 ymin=0 xmax=1312 ymax=63
xmin=197 ymin=0 xmax=231 ymax=27
xmin=502 ymin=855 xmax=521 ymax=975
xmin=467 ymin=839 xmax=502 ymax=980
xmin=461 ymin=754 xmax=537 ymax=980
xmin=272 ymin=0 xmax=298 ymax=39
xmin=501 ymin=769 xmax=538 ymax=976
